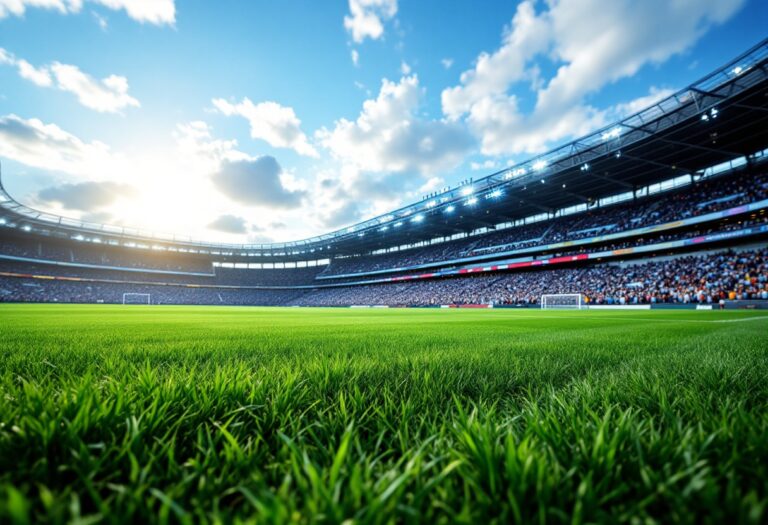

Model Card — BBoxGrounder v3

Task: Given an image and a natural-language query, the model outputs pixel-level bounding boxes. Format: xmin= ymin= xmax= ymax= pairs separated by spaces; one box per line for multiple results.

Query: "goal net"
xmin=123 ymin=293 xmax=151 ymax=305
xmin=541 ymin=293 xmax=585 ymax=309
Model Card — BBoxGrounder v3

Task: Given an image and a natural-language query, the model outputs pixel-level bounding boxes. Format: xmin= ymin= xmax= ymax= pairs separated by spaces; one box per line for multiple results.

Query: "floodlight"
xmin=425 ymin=200 xmax=437 ymax=208
xmin=580 ymin=163 xmax=589 ymax=171
xmin=732 ymin=66 xmax=743 ymax=75
xmin=460 ymin=186 xmax=474 ymax=196
xmin=394 ymin=221 xmax=403 ymax=227
xmin=445 ymin=205 xmax=456 ymax=213
xmin=466 ymin=197 xmax=478 ymax=205
xmin=412 ymin=214 xmax=424 ymax=223
xmin=532 ymin=160 xmax=547 ymax=171
xmin=489 ymin=189 xmax=503 ymax=198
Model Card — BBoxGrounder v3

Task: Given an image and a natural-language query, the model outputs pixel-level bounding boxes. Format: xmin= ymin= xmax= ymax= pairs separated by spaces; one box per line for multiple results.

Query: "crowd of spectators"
xmin=293 ymin=248 xmax=768 ymax=307
xmin=2 ymin=248 xmax=765 ymax=307
xmin=0 ymin=278 xmax=304 ymax=305
xmin=320 ymin=171 xmax=768 ymax=277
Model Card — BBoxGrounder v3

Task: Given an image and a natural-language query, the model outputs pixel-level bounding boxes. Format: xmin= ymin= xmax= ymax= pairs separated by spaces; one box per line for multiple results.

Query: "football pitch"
xmin=1 ymin=305 xmax=767 ymax=524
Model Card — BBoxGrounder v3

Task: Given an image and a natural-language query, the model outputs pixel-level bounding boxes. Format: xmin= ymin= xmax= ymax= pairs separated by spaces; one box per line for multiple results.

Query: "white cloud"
xmin=16 ymin=59 xmax=53 ymax=87
xmin=611 ymin=86 xmax=676 ymax=118
xmin=50 ymin=62 xmax=140 ymax=113
xmin=212 ymin=97 xmax=318 ymax=158
xmin=441 ymin=0 xmax=745 ymax=156
xmin=0 ymin=113 xmax=115 ymax=175
xmin=37 ymin=180 xmax=136 ymax=211
xmin=0 ymin=0 xmax=175 ymax=25
xmin=92 ymin=10 xmax=108 ymax=30
xmin=400 ymin=61 xmax=411 ymax=75
xmin=441 ymin=58 xmax=453 ymax=69
xmin=344 ymin=0 xmax=397 ymax=43
xmin=208 ymin=214 xmax=248 ymax=234
xmin=212 ymin=157 xmax=307 ymax=209
xmin=470 ymin=159 xmax=498 ymax=171
xmin=351 ymin=49 xmax=360 ymax=66
xmin=0 ymin=49 xmax=140 ymax=113
xmin=317 ymin=75 xmax=474 ymax=175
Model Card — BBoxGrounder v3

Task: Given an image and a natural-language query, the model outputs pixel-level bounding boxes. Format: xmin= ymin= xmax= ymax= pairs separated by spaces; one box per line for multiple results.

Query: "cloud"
xmin=212 ymin=98 xmax=318 ymax=157
xmin=92 ymin=10 xmax=108 ymax=30
xmin=441 ymin=0 xmax=745 ymax=155
xmin=0 ymin=114 xmax=114 ymax=175
xmin=208 ymin=214 xmax=248 ymax=234
xmin=37 ymin=181 xmax=136 ymax=211
xmin=441 ymin=58 xmax=454 ymax=70
xmin=0 ymin=49 xmax=140 ymax=113
xmin=400 ymin=61 xmax=411 ymax=75
xmin=319 ymin=200 xmax=363 ymax=229
xmin=611 ymin=86 xmax=676 ymax=118
xmin=470 ymin=159 xmax=498 ymax=171
xmin=212 ymin=157 xmax=307 ymax=209
xmin=344 ymin=0 xmax=398 ymax=43
xmin=351 ymin=49 xmax=360 ymax=66
xmin=50 ymin=62 xmax=140 ymax=113
xmin=317 ymin=75 xmax=474 ymax=175
xmin=0 ymin=0 xmax=175 ymax=25
xmin=16 ymin=59 xmax=53 ymax=87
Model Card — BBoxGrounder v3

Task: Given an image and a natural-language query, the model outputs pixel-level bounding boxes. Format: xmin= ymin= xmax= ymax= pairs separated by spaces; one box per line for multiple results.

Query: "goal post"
xmin=123 ymin=293 xmax=151 ymax=305
xmin=541 ymin=293 xmax=585 ymax=310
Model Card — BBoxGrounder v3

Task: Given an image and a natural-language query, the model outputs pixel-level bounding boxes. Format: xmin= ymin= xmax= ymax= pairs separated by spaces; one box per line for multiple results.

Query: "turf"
xmin=0 ymin=304 xmax=767 ymax=524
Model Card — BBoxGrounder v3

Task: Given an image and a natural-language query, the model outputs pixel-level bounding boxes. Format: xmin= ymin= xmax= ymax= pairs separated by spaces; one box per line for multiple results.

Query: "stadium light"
xmin=0 ymin=218 xmax=5 ymax=225
xmin=465 ymin=197 xmax=478 ymax=206
xmin=425 ymin=200 xmax=437 ymax=208
xmin=580 ymin=163 xmax=589 ymax=171
xmin=412 ymin=214 xmax=424 ymax=223
xmin=505 ymin=167 xmax=526 ymax=180
xmin=701 ymin=107 xmax=719 ymax=121
xmin=732 ymin=66 xmax=743 ymax=75
xmin=488 ymin=189 xmax=503 ymax=198
xmin=22 ymin=225 xmax=31 ymax=232
xmin=460 ymin=186 xmax=474 ymax=196
xmin=379 ymin=225 xmax=389 ymax=232
xmin=394 ymin=221 xmax=403 ymax=228
xmin=445 ymin=205 xmax=456 ymax=213
xmin=532 ymin=160 xmax=547 ymax=171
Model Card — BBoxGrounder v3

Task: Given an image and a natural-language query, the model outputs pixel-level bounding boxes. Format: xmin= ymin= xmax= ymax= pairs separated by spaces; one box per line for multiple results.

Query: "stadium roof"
xmin=2 ymin=37 xmax=768 ymax=260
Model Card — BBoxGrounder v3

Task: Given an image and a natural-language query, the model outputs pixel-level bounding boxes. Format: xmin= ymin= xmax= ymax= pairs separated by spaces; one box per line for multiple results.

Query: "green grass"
xmin=1 ymin=304 xmax=767 ymax=524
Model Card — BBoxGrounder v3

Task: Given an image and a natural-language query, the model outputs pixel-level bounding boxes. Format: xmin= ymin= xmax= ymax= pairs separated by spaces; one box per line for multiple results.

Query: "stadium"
xmin=1 ymin=3 xmax=768 ymax=524
xmin=2 ymin=40 xmax=768 ymax=309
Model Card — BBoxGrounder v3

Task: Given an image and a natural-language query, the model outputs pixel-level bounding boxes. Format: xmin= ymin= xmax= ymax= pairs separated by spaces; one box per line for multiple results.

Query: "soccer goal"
xmin=122 ymin=293 xmax=151 ymax=305
xmin=541 ymin=293 xmax=585 ymax=309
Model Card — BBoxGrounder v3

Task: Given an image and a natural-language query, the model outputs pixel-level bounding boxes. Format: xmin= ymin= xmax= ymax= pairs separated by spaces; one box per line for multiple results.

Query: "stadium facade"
xmin=1 ymin=39 xmax=768 ymax=308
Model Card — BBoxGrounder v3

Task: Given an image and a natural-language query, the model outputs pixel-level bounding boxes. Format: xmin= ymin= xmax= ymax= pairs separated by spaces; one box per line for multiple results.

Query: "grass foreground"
xmin=0 ymin=304 xmax=767 ymax=524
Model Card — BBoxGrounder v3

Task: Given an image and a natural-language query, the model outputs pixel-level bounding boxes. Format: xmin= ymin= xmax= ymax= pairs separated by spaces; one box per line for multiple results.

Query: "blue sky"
xmin=0 ymin=0 xmax=766 ymax=243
